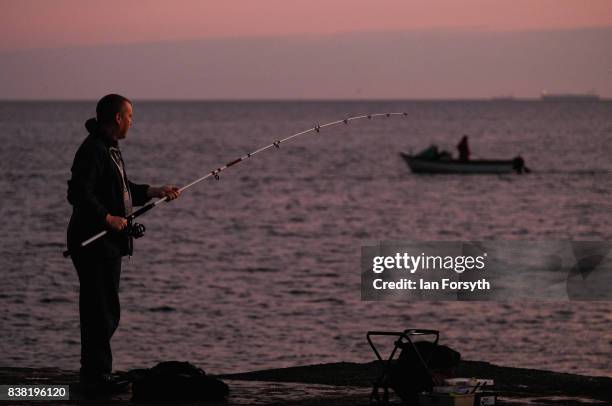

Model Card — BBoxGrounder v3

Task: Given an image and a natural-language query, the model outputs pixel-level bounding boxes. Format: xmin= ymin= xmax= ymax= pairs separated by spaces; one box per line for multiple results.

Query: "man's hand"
xmin=148 ymin=185 xmax=181 ymax=201
xmin=105 ymin=214 xmax=128 ymax=231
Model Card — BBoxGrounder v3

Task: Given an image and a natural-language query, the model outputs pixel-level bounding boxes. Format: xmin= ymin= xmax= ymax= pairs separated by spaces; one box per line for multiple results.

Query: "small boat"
xmin=401 ymin=153 xmax=527 ymax=174
xmin=540 ymin=92 xmax=599 ymax=102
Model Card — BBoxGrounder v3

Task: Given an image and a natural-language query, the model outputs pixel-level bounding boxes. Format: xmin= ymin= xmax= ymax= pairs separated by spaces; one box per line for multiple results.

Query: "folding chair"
xmin=367 ymin=329 xmax=439 ymax=405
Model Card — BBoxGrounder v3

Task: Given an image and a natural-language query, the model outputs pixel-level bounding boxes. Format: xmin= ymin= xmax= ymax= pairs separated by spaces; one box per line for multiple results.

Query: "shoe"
xmin=79 ymin=372 xmax=129 ymax=394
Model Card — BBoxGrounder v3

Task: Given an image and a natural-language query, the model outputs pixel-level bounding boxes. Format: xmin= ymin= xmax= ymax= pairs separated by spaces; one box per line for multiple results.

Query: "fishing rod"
xmin=63 ymin=112 xmax=408 ymax=258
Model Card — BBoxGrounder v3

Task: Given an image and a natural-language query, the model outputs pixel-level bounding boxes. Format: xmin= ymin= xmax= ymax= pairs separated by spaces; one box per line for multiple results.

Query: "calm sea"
xmin=1 ymin=100 xmax=611 ymax=376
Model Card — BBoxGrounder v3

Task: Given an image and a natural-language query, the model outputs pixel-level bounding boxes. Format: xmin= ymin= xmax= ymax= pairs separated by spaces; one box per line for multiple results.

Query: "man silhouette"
xmin=457 ymin=135 xmax=470 ymax=161
xmin=67 ymin=94 xmax=180 ymax=388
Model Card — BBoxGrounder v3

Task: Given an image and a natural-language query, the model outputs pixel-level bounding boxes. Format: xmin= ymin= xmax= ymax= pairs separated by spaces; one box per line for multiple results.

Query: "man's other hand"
xmin=148 ymin=185 xmax=181 ymax=201
xmin=105 ymin=214 xmax=128 ymax=231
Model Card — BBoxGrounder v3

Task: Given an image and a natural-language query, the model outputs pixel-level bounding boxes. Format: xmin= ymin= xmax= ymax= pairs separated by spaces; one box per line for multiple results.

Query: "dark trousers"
xmin=72 ymin=255 xmax=122 ymax=377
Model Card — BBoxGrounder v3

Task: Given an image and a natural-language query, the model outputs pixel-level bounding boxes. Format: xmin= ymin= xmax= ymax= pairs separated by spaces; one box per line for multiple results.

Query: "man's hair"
xmin=96 ymin=94 xmax=132 ymax=124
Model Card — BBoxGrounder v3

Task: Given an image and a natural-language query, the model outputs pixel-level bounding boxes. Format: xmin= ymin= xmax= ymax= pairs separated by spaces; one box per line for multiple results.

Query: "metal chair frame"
xmin=367 ymin=329 xmax=439 ymax=405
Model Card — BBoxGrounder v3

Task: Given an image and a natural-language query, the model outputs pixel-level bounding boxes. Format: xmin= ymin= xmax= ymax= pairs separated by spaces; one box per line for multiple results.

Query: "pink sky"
xmin=2 ymin=0 xmax=612 ymax=51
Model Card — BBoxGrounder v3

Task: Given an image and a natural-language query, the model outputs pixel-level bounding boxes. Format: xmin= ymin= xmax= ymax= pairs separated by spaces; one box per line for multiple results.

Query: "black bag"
xmin=387 ymin=341 xmax=461 ymax=404
xmin=130 ymin=361 xmax=229 ymax=403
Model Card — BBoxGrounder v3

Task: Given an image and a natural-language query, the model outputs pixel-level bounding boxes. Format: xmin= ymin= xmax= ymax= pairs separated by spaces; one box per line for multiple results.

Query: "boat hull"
xmin=401 ymin=153 xmax=522 ymax=174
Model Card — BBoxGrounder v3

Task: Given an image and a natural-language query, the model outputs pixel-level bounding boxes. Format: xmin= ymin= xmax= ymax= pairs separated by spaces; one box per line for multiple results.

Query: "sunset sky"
xmin=1 ymin=0 xmax=611 ymax=99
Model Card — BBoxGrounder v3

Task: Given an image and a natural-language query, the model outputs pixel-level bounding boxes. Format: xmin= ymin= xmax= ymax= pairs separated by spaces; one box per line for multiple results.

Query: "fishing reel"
xmin=124 ymin=221 xmax=146 ymax=239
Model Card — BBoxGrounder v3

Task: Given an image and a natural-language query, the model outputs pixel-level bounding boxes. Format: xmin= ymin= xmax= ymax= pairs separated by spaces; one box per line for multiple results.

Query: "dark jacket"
xmin=67 ymin=119 xmax=150 ymax=258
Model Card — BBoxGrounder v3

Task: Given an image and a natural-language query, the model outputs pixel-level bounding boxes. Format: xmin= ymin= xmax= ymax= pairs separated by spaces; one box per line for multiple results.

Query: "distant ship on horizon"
xmin=540 ymin=92 xmax=600 ymax=101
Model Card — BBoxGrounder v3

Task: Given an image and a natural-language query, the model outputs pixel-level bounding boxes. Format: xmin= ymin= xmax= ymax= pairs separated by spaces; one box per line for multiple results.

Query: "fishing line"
xmin=63 ymin=112 xmax=408 ymax=257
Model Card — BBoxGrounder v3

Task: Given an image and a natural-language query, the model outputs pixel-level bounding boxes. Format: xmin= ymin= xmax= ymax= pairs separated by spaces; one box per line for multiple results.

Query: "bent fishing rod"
xmin=63 ymin=112 xmax=408 ymax=258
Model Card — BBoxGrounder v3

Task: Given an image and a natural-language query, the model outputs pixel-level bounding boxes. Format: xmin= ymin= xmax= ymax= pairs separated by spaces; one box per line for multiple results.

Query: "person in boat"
xmin=457 ymin=135 xmax=470 ymax=161
xmin=67 ymin=94 xmax=181 ymax=388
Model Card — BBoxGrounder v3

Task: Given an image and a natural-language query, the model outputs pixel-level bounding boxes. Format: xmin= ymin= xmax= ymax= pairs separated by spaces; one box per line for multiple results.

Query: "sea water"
xmin=0 ymin=100 xmax=610 ymax=376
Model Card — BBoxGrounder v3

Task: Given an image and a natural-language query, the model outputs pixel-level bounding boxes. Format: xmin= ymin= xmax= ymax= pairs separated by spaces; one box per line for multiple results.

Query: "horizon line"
xmin=0 ymin=97 xmax=610 ymax=103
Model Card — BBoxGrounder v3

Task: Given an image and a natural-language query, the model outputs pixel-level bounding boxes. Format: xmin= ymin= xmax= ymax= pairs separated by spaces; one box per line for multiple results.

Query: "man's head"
xmin=96 ymin=94 xmax=133 ymax=140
